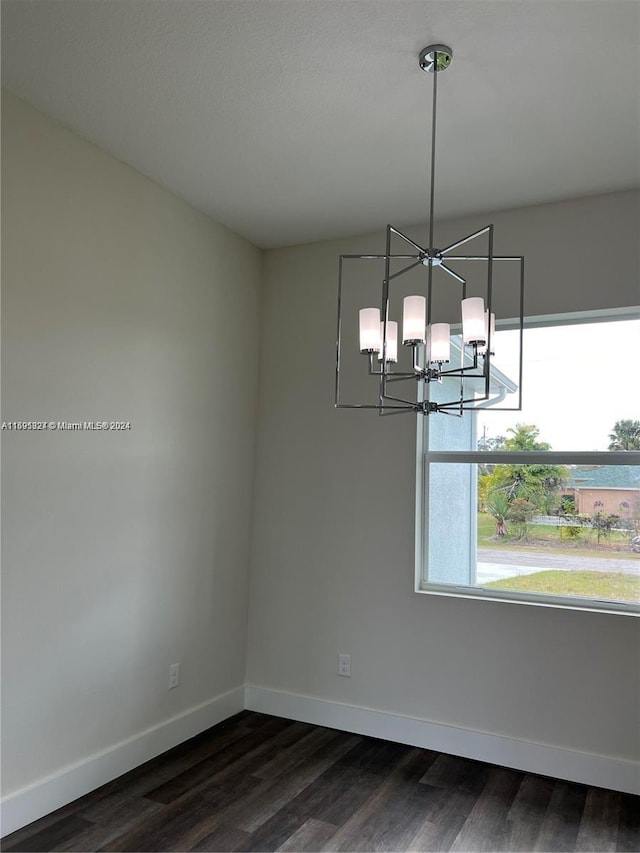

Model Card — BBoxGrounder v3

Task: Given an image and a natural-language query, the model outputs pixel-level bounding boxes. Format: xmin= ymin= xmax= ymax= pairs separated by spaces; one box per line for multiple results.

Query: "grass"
xmin=477 ymin=512 xmax=638 ymax=558
xmin=485 ymin=570 xmax=640 ymax=603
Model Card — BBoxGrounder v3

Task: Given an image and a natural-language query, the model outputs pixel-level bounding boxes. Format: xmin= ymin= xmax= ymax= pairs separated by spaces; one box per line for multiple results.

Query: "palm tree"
xmin=608 ymin=419 xmax=640 ymax=451
xmin=486 ymin=492 xmax=510 ymax=538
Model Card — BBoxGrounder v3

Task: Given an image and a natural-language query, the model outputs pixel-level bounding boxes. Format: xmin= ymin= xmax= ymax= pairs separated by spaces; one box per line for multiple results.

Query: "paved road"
xmin=478 ymin=548 xmax=639 ymax=574
xmin=476 ymin=548 xmax=640 ymax=584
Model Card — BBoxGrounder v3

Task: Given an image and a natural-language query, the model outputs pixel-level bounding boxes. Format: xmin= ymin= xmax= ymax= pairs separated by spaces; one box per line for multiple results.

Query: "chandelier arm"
xmin=438 ymin=374 xmax=485 ymax=384
xmin=438 ymin=262 xmax=466 ymax=285
xmin=367 ymin=357 xmax=416 ymax=380
xmin=367 ymin=355 xmax=383 ymax=376
xmin=439 ymin=366 xmax=485 ymax=379
xmin=413 ymin=345 xmax=423 ymax=374
xmin=388 ymin=226 xmax=426 ymax=255
xmin=438 ymin=393 xmax=491 ymax=409
xmin=388 ymin=259 xmax=424 ymax=281
xmin=335 ymin=403 xmax=412 ymax=410
xmin=438 ymin=347 xmax=480 ymax=376
xmin=382 ymin=392 xmax=419 ymax=406
xmin=440 ymin=225 xmax=491 ymax=256
xmin=369 ymin=364 xmax=420 ymax=381
xmin=444 ymin=255 xmax=521 ymax=262
xmin=340 ymin=253 xmax=421 ymax=260
xmin=435 ymin=408 xmax=464 ymax=418
xmin=379 ymin=406 xmax=418 ymax=417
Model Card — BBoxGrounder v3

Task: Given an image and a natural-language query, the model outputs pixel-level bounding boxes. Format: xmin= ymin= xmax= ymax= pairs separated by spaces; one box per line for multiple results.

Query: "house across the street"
xmin=566 ymin=465 xmax=640 ymax=516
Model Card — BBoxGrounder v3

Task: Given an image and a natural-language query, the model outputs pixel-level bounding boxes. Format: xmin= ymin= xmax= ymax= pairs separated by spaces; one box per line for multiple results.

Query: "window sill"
xmin=416 ymin=582 xmax=640 ymax=616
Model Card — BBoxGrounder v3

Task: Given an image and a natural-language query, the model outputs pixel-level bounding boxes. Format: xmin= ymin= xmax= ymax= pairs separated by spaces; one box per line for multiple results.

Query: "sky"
xmin=476 ymin=317 xmax=640 ymax=452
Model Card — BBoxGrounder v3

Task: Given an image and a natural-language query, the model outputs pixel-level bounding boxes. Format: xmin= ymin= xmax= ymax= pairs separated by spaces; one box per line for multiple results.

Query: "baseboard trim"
xmin=245 ymin=685 xmax=640 ymax=796
xmin=1 ymin=686 xmax=244 ymax=837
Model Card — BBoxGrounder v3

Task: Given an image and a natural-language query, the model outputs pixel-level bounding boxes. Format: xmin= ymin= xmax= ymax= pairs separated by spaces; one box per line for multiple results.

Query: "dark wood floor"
xmin=2 ymin=711 xmax=638 ymax=852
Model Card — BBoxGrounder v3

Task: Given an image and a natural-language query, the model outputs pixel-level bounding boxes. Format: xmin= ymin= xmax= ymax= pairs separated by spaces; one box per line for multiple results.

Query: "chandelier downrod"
xmin=421 ymin=45 xmax=452 ymax=329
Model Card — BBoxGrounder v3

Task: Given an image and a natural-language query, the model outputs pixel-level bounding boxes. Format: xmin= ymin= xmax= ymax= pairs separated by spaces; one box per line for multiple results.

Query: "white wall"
xmin=247 ymin=191 xmax=640 ymax=765
xmin=1 ymin=92 xmax=262 ymax=796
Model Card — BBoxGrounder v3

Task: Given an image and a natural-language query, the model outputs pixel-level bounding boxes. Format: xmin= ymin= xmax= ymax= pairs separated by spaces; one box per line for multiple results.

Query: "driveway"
xmin=477 ymin=547 xmax=640 ymax=584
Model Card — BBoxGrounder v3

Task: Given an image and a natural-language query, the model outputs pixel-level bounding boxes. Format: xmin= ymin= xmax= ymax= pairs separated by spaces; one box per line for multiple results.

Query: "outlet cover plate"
xmin=338 ymin=653 xmax=351 ymax=677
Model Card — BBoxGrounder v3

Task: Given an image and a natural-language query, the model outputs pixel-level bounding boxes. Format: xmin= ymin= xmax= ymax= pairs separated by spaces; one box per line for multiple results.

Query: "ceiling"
xmin=2 ymin=0 xmax=639 ymax=248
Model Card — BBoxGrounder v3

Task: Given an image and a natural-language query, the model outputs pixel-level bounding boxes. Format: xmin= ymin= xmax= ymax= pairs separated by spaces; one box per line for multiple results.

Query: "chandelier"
xmin=334 ymin=45 xmax=524 ymax=416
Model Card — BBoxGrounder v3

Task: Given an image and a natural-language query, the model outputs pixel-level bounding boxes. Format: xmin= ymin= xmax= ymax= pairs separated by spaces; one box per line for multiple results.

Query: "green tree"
xmin=504 ymin=424 xmax=551 ymax=452
xmin=608 ymin=419 xmax=640 ymax=451
xmin=590 ymin=510 xmax=620 ymax=544
xmin=508 ymin=496 xmax=537 ymax=540
xmin=558 ymin=494 xmax=585 ymax=540
xmin=483 ymin=424 xmax=568 ymax=519
xmin=477 ymin=434 xmax=506 ymax=453
xmin=477 ymin=432 xmax=506 ymax=481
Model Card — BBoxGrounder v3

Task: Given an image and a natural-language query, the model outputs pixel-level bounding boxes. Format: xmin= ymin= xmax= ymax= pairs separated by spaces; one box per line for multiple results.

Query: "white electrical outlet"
xmin=337 ymin=653 xmax=351 ymax=677
xmin=168 ymin=663 xmax=180 ymax=689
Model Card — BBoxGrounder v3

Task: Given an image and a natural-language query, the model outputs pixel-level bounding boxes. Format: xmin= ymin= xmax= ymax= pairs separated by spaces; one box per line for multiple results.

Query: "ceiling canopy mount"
xmin=418 ymin=44 xmax=453 ymax=73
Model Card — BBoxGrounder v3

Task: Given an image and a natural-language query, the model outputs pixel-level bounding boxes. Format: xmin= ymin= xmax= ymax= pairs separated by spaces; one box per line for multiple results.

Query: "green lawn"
xmin=485 ymin=570 xmax=639 ymax=602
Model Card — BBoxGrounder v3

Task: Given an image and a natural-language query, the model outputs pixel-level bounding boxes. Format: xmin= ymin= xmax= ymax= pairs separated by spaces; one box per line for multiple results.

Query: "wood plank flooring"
xmin=2 ymin=712 xmax=637 ymax=852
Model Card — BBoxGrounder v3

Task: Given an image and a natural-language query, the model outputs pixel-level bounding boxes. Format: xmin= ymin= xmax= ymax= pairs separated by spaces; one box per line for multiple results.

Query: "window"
xmin=416 ymin=310 xmax=640 ymax=615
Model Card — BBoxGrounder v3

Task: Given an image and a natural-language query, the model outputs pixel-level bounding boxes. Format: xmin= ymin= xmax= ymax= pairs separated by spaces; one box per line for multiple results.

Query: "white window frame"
xmin=415 ymin=308 xmax=640 ymax=617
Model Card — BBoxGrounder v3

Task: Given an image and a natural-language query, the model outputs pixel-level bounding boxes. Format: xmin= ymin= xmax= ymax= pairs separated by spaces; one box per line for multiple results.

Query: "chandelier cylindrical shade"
xmin=402 ymin=295 xmax=427 ymax=344
xmin=359 ymin=308 xmax=381 ymax=352
xmin=378 ymin=321 xmax=398 ymax=362
xmin=429 ymin=323 xmax=450 ymax=363
xmin=462 ymin=297 xmax=486 ymax=344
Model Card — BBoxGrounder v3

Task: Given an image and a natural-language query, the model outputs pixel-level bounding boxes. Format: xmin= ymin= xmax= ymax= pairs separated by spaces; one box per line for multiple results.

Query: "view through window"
xmin=421 ymin=314 xmax=640 ymax=612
